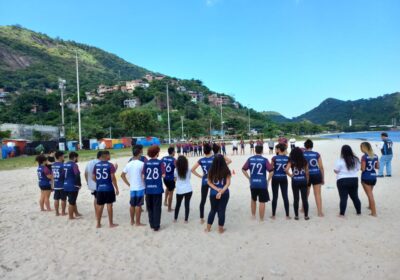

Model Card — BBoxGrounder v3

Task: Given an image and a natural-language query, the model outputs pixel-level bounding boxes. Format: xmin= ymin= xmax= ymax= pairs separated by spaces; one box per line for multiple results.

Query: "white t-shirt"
xmin=289 ymin=138 xmax=296 ymax=144
xmin=232 ymin=140 xmax=238 ymax=148
xmin=85 ymin=159 xmax=100 ymax=191
xmin=123 ymin=159 xmax=145 ymax=191
xmin=174 ymin=169 xmax=192 ymax=195
xmin=334 ymin=158 xmax=360 ymax=180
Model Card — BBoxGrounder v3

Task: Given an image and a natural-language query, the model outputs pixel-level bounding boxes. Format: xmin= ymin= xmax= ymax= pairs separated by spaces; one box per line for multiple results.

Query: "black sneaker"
xmin=377 ymin=175 xmax=384 ymax=178
xmin=386 ymin=175 xmax=392 ymax=177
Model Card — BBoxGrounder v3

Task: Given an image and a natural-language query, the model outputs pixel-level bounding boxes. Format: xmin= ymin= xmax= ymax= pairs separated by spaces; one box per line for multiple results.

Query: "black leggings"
xmin=175 ymin=192 xmax=192 ymax=221
xmin=271 ymin=177 xmax=289 ymax=216
xmin=146 ymin=194 xmax=162 ymax=230
xmin=337 ymin=178 xmax=361 ymax=215
xmin=292 ymin=180 xmax=308 ymax=217
xmin=199 ymin=183 xmax=209 ymax=219
xmin=207 ymin=192 xmax=229 ymax=226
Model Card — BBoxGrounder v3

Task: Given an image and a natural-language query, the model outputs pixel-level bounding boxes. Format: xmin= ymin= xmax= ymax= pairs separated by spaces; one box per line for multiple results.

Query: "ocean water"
xmin=321 ymin=131 xmax=400 ymax=142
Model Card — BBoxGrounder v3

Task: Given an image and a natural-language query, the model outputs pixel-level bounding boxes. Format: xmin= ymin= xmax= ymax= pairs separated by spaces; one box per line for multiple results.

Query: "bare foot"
xmin=164 ymin=202 xmax=168 ymax=206
xmin=318 ymin=213 xmax=324 ymax=217
xmin=251 ymin=215 xmax=256 ymax=220
xmin=136 ymin=223 xmax=146 ymax=226
xmin=40 ymin=209 xmax=45 ymax=212
xmin=109 ymin=223 xmax=119 ymax=228
xmin=173 ymin=219 xmax=177 ymax=223
xmin=337 ymin=214 xmax=345 ymax=218
xmin=96 ymin=223 xmax=102 ymax=228
xmin=218 ymin=227 xmax=226 ymax=234
xmin=168 ymin=208 xmax=174 ymax=212
xmin=270 ymin=215 xmax=276 ymax=220
xmin=61 ymin=213 xmax=67 ymax=216
xmin=369 ymin=213 xmax=377 ymax=217
xmin=204 ymin=228 xmax=211 ymax=233
xmin=46 ymin=208 xmax=52 ymax=211
xmin=75 ymin=213 xmax=83 ymax=217
xmin=184 ymin=221 xmax=188 ymax=224
xmin=130 ymin=220 xmax=135 ymax=226
xmin=200 ymin=219 xmax=205 ymax=224
xmin=286 ymin=216 xmax=292 ymax=220
xmin=55 ymin=212 xmax=60 ymax=216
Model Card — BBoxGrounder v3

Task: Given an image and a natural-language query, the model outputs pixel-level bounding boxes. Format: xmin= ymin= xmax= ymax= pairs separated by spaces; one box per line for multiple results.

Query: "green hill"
xmin=293 ymin=93 xmax=400 ymax=128
xmin=261 ymin=111 xmax=290 ymax=123
xmin=1 ymin=25 xmax=292 ymax=139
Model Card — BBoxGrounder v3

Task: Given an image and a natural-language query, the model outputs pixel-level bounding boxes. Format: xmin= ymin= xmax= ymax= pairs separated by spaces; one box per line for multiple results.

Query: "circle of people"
xmin=36 ymin=133 xmax=393 ymax=233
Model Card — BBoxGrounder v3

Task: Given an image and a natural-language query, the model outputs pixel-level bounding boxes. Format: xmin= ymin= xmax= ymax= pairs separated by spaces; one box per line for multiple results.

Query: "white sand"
xmin=0 ymin=139 xmax=399 ymax=280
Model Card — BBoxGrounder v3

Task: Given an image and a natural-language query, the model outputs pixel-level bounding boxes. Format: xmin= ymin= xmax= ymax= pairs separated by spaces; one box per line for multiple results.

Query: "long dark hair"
xmin=176 ymin=155 xmax=188 ymax=179
xmin=289 ymin=147 xmax=307 ymax=170
xmin=341 ymin=145 xmax=360 ymax=170
xmin=208 ymin=154 xmax=231 ymax=182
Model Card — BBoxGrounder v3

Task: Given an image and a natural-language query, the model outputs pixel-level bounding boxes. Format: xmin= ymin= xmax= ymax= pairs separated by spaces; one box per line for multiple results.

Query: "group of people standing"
xmin=35 ymin=133 xmax=393 ymax=233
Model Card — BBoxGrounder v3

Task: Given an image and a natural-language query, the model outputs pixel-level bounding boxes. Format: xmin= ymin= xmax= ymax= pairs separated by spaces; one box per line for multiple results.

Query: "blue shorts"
xmin=130 ymin=190 xmax=145 ymax=207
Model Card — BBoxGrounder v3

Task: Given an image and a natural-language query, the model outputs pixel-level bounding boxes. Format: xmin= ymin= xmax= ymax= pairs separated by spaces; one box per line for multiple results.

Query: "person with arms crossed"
xmin=36 ymin=154 xmax=53 ymax=212
xmin=242 ymin=145 xmax=273 ymax=221
xmin=377 ymin=132 xmax=393 ymax=177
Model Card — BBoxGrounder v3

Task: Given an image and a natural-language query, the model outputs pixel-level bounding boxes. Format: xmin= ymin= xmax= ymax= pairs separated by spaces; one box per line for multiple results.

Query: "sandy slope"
xmin=0 ymin=139 xmax=399 ymax=280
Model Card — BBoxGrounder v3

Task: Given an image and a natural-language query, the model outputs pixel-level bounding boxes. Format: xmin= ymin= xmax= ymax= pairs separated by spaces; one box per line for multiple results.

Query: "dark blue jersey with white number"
xmin=272 ymin=155 xmax=289 ymax=178
xmin=37 ymin=165 xmax=51 ymax=188
xmin=161 ymin=156 xmax=175 ymax=181
xmin=63 ymin=161 xmax=80 ymax=192
xmin=361 ymin=154 xmax=378 ymax=180
xmin=242 ymin=155 xmax=272 ymax=189
xmin=381 ymin=139 xmax=393 ymax=155
xmin=94 ymin=161 xmax=115 ymax=192
xmin=303 ymin=150 xmax=321 ymax=175
xmin=52 ymin=162 xmax=64 ymax=190
xmin=144 ymin=159 xmax=165 ymax=195
xmin=198 ymin=156 xmax=214 ymax=185
xmin=291 ymin=165 xmax=307 ymax=182
xmin=209 ymin=178 xmax=228 ymax=196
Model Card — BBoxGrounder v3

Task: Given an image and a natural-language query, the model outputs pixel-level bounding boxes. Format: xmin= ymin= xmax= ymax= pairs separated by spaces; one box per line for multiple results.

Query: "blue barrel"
xmin=91 ymin=143 xmax=99 ymax=150
xmin=2 ymin=146 xmax=8 ymax=159
xmin=113 ymin=143 xmax=124 ymax=149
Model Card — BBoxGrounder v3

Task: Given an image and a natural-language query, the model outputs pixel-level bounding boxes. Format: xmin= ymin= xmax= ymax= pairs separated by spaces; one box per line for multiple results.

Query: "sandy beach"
xmin=0 ymin=139 xmax=399 ymax=280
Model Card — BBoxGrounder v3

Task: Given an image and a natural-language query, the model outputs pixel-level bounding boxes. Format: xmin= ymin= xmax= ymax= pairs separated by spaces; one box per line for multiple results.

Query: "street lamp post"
xmin=220 ymin=97 xmax=224 ymax=140
xmin=75 ymin=51 xmax=82 ymax=149
xmin=166 ymin=83 xmax=171 ymax=144
xmin=58 ymin=78 xmax=66 ymax=138
xmin=181 ymin=116 xmax=184 ymax=140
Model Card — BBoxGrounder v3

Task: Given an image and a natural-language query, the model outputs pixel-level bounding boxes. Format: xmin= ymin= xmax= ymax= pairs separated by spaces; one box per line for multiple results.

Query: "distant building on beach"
xmin=0 ymin=123 xmax=59 ymax=140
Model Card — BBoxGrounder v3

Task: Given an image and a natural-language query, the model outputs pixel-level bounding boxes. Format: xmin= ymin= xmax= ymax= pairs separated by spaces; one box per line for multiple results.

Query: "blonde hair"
xmin=360 ymin=142 xmax=374 ymax=157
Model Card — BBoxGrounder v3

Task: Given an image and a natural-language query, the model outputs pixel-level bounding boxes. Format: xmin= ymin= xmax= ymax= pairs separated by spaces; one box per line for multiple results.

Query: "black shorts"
xmin=233 ymin=147 xmax=238 ymax=151
xmin=308 ymin=174 xmax=323 ymax=186
xmin=362 ymin=179 xmax=377 ymax=186
xmin=250 ymin=144 xmax=254 ymax=148
xmin=39 ymin=185 xmax=52 ymax=191
xmin=130 ymin=196 xmax=144 ymax=207
xmin=250 ymin=188 xmax=270 ymax=203
xmin=163 ymin=179 xmax=176 ymax=191
xmin=54 ymin=189 xmax=66 ymax=201
xmin=65 ymin=191 xmax=78 ymax=205
xmin=96 ymin=191 xmax=116 ymax=205
xmin=91 ymin=191 xmax=97 ymax=197
xmin=269 ymin=147 xmax=274 ymax=151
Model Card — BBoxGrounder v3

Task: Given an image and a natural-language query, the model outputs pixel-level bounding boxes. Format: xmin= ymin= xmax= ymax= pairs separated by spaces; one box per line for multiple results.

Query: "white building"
xmin=123 ymin=98 xmax=140 ymax=108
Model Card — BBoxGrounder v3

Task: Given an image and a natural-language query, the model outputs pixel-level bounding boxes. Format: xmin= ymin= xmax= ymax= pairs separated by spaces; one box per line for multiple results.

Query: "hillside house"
xmin=123 ymin=98 xmax=140 ymax=108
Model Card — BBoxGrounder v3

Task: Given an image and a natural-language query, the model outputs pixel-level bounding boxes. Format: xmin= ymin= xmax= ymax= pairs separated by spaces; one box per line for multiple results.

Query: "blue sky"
xmin=1 ymin=0 xmax=399 ymax=117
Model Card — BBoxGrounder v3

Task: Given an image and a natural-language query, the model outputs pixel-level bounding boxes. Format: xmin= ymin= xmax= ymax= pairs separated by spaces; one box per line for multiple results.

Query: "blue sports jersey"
xmin=291 ymin=165 xmax=307 ymax=182
xmin=144 ymin=159 xmax=165 ymax=195
xmin=161 ymin=156 xmax=175 ymax=181
xmin=37 ymin=165 xmax=51 ymax=188
xmin=361 ymin=154 xmax=378 ymax=180
xmin=94 ymin=161 xmax=115 ymax=192
xmin=303 ymin=150 xmax=321 ymax=175
xmin=209 ymin=178 xmax=228 ymax=196
xmin=381 ymin=139 xmax=393 ymax=155
xmin=272 ymin=155 xmax=289 ymax=178
xmin=198 ymin=156 xmax=214 ymax=185
xmin=242 ymin=155 xmax=272 ymax=189
xmin=52 ymin=162 xmax=64 ymax=190
xmin=63 ymin=161 xmax=80 ymax=192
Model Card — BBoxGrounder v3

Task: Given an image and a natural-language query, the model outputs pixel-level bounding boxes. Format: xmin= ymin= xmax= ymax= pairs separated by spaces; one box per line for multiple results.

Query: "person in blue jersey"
xmin=242 ymin=145 xmax=273 ymax=221
xmin=268 ymin=144 xmax=290 ymax=219
xmin=249 ymin=139 xmax=255 ymax=155
xmin=52 ymin=151 xmax=66 ymax=216
xmin=334 ymin=145 xmax=361 ymax=217
xmin=286 ymin=147 xmax=310 ymax=220
xmin=360 ymin=142 xmax=379 ymax=217
xmin=162 ymin=147 xmax=176 ymax=212
xmin=377 ymin=132 xmax=393 ymax=177
xmin=142 ymin=145 xmax=166 ymax=231
xmin=191 ymin=143 xmax=214 ymax=224
xmin=93 ymin=151 xmax=119 ymax=228
xmin=303 ymin=139 xmax=325 ymax=217
xmin=122 ymin=148 xmax=146 ymax=226
xmin=129 ymin=144 xmax=148 ymax=163
xmin=205 ymin=154 xmax=232 ymax=234
xmin=221 ymin=141 xmax=227 ymax=156
xmin=174 ymin=155 xmax=193 ymax=223
xmin=193 ymin=142 xmax=199 ymax=157
xmin=63 ymin=152 xmax=82 ymax=220
xmin=85 ymin=151 xmax=103 ymax=217
xmin=36 ymin=154 xmax=53 ymax=212
xmin=198 ymin=141 xmax=203 ymax=156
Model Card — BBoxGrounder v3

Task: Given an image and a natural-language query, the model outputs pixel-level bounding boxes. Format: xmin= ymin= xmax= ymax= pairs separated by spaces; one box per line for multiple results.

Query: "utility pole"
xmin=75 ymin=51 xmax=83 ymax=149
xmin=181 ymin=116 xmax=184 ymax=140
xmin=109 ymin=126 xmax=112 ymax=138
xmin=58 ymin=78 xmax=66 ymax=138
xmin=220 ymin=97 xmax=224 ymax=140
xmin=166 ymin=83 xmax=171 ymax=144
xmin=248 ymin=105 xmax=251 ymax=134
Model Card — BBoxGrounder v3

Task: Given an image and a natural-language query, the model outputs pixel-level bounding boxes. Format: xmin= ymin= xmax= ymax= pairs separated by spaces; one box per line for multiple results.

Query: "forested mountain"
xmin=294 ymin=93 xmax=400 ymax=128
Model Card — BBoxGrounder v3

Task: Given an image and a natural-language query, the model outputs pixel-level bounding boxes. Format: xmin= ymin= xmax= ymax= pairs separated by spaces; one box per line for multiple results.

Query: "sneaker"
xmin=385 ymin=175 xmax=392 ymax=177
xmin=377 ymin=175 xmax=384 ymax=178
